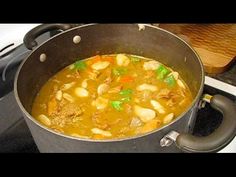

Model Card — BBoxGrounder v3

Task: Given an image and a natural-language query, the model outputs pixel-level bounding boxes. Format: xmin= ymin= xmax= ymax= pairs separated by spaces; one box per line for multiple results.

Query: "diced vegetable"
xmin=134 ymin=105 xmax=156 ymax=123
xmin=150 ymin=100 xmax=165 ymax=114
xmin=63 ymin=93 xmax=75 ymax=102
xmin=112 ymin=67 xmax=127 ymax=76
xmin=121 ymin=97 xmax=131 ymax=102
xmin=130 ymin=56 xmax=141 ymax=63
xmin=163 ymin=113 xmax=174 ymax=124
xmin=110 ymin=101 xmax=123 ymax=111
xmin=120 ymin=76 xmax=134 ymax=83
xmin=116 ymin=54 xmax=130 ymax=66
xmin=136 ymin=84 xmax=157 ymax=92
xmin=92 ymin=97 xmax=109 ymax=110
xmin=38 ymin=114 xmax=51 ymax=126
xmin=119 ymin=89 xmax=133 ymax=96
xmin=55 ymin=90 xmax=63 ymax=101
xmin=74 ymin=60 xmax=87 ymax=71
xmin=91 ymin=128 xmax=112 ymax=137
xmin=143 ymin=61 xmax=160 ymax=70
xmin=91 ymin=61 xmax=110 ymax=70
xmin=141 ymin=119 xmax=161 ymax=134
xmin=75 ymin=87 xmax=89 ymax=97
xmin=156 ymin=65 xmax=170 ymax=80
xmin=164 ymin=75 xmax=176 ymax=87
xmin=97 ymin=83 xmax=110 ymax=96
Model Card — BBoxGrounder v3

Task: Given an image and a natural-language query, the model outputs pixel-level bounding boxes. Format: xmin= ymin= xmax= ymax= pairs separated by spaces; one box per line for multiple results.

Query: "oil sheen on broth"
xmin=31 ymin=54 xmax=193 ymax=140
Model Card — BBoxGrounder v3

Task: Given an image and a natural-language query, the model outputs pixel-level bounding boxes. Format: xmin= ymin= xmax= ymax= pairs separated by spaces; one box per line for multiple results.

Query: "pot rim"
xmin=14 ymin=23 xmax=205 ymax=143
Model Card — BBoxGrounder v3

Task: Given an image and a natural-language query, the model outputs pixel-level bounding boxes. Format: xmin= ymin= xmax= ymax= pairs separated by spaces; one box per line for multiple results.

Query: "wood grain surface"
xmin=158 ymin=24 xmax=236 ymax=74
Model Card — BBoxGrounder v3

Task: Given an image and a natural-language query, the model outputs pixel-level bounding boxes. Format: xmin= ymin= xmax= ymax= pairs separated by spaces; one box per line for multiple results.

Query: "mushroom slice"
xmin=150 ymin=100 xmax=165 ymax=114
xmin=136 ymin=84 xmax=158 ymax=92
xmin=134 ymin=105 xmax=156 ymax=123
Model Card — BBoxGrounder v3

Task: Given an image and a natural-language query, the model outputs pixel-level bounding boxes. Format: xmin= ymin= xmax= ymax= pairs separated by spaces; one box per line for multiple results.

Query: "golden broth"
xmin=31 ymin=54 xmax=193 ymax=140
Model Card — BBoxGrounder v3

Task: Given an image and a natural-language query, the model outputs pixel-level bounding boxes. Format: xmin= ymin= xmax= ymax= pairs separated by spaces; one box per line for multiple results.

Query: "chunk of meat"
xmin=88 ymin=70 xmax=101 ymax=80
xmin=108 ymin=85 xmax=123 ymax=93
xmin=124 ymin=104 xmax=132 ymax=114
xmin=144 ymin=71 xmax=155 ymax=79
xmin=103 ymin=68 xmax=113 ymax=84
xmin=136 ymin=84 xmax=158 ymax=92
xmin=135 ymin=90 xmax=152 ymax=102
xmin=143 ymin=60 xmax=160 ymax=70
xmin=59 ymin=103 xmax=83 ymax=117
xmin=116 ymin=54 xmax=130 ymax=66
xmin=92 ymin=97 xmax=109 ymax=110
xmin=91 ymin=111 xmax=106 ymax=128
xmin=140 ymin=119 xmax=161 ymax=134
xmin=156 ymin=88 xmax=171 ymax=99
xmin=51 ymin=103 xmax=83 ymax=127
xmin=47 ymin=97 xmax=58 ymax=116
xmin=134 ymin=105 xmax=156 ymax=123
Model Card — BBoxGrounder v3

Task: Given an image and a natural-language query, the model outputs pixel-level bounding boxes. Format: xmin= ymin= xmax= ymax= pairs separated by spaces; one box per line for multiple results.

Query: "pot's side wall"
xmin=24 ymin=106 xmax=196 ymax=153
xmin=16 ymin=24 xmax=204 ymax=152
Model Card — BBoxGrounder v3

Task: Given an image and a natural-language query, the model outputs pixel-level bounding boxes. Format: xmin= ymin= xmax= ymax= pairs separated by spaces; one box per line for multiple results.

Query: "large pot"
xmin=14 ymin=24 xmax=236 ymax=152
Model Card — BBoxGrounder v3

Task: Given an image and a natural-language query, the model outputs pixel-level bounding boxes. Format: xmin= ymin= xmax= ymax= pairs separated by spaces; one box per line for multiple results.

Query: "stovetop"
xmin=0 ymin=25 xmax=236 ymax=153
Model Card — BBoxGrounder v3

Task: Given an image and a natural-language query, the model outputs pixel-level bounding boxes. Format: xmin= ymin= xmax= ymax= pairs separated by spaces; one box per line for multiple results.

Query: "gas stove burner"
xmin=0 ymin=45 xmax=30 ymax=98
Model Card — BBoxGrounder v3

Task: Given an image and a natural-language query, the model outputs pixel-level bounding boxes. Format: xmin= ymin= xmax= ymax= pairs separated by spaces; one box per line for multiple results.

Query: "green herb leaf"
xmin=74 ymin=60 xmax=87 ymax=71
xmin=110 ymin=101 xmax=123 ymax=111
xmin=112 ymin=68 xmax=127 ymax=76
xmin=156 ymin=65 xmax=171 ymax=80
xmin=164 ymin=75 xmax=176 ymax=86
xmin=119 ymin=89 xmax=133 ymax=96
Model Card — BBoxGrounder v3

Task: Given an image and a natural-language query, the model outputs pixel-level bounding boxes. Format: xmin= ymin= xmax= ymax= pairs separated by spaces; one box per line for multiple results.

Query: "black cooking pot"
xmin=14 ymin=24 xmax=236 ymax=152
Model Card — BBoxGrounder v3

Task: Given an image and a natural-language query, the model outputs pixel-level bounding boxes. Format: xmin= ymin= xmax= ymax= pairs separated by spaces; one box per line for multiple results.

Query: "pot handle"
xmin=23 ymin=24 xmax=72 ymax=50
xmin=176 ymin=95 xmax=236 ymax=152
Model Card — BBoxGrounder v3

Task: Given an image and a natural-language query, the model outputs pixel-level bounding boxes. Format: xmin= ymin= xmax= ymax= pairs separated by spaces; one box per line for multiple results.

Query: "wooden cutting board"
xmin=158 ymin=24 xmax=236 ymax=74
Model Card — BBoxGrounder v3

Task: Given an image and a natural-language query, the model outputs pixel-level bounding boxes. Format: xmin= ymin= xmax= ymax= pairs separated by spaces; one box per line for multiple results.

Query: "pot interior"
xmin=16 ymin=24 xmax=204 ymax=114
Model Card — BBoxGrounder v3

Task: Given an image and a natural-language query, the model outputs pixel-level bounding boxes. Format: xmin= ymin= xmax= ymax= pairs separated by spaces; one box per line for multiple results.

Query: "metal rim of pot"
xmin=14 ymin=23 xmax=236 ymax=152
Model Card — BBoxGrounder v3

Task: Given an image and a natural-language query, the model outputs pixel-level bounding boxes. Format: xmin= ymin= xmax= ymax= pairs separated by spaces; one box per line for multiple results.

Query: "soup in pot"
xmin=31 ymin=54 xmax=193 ymax=140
